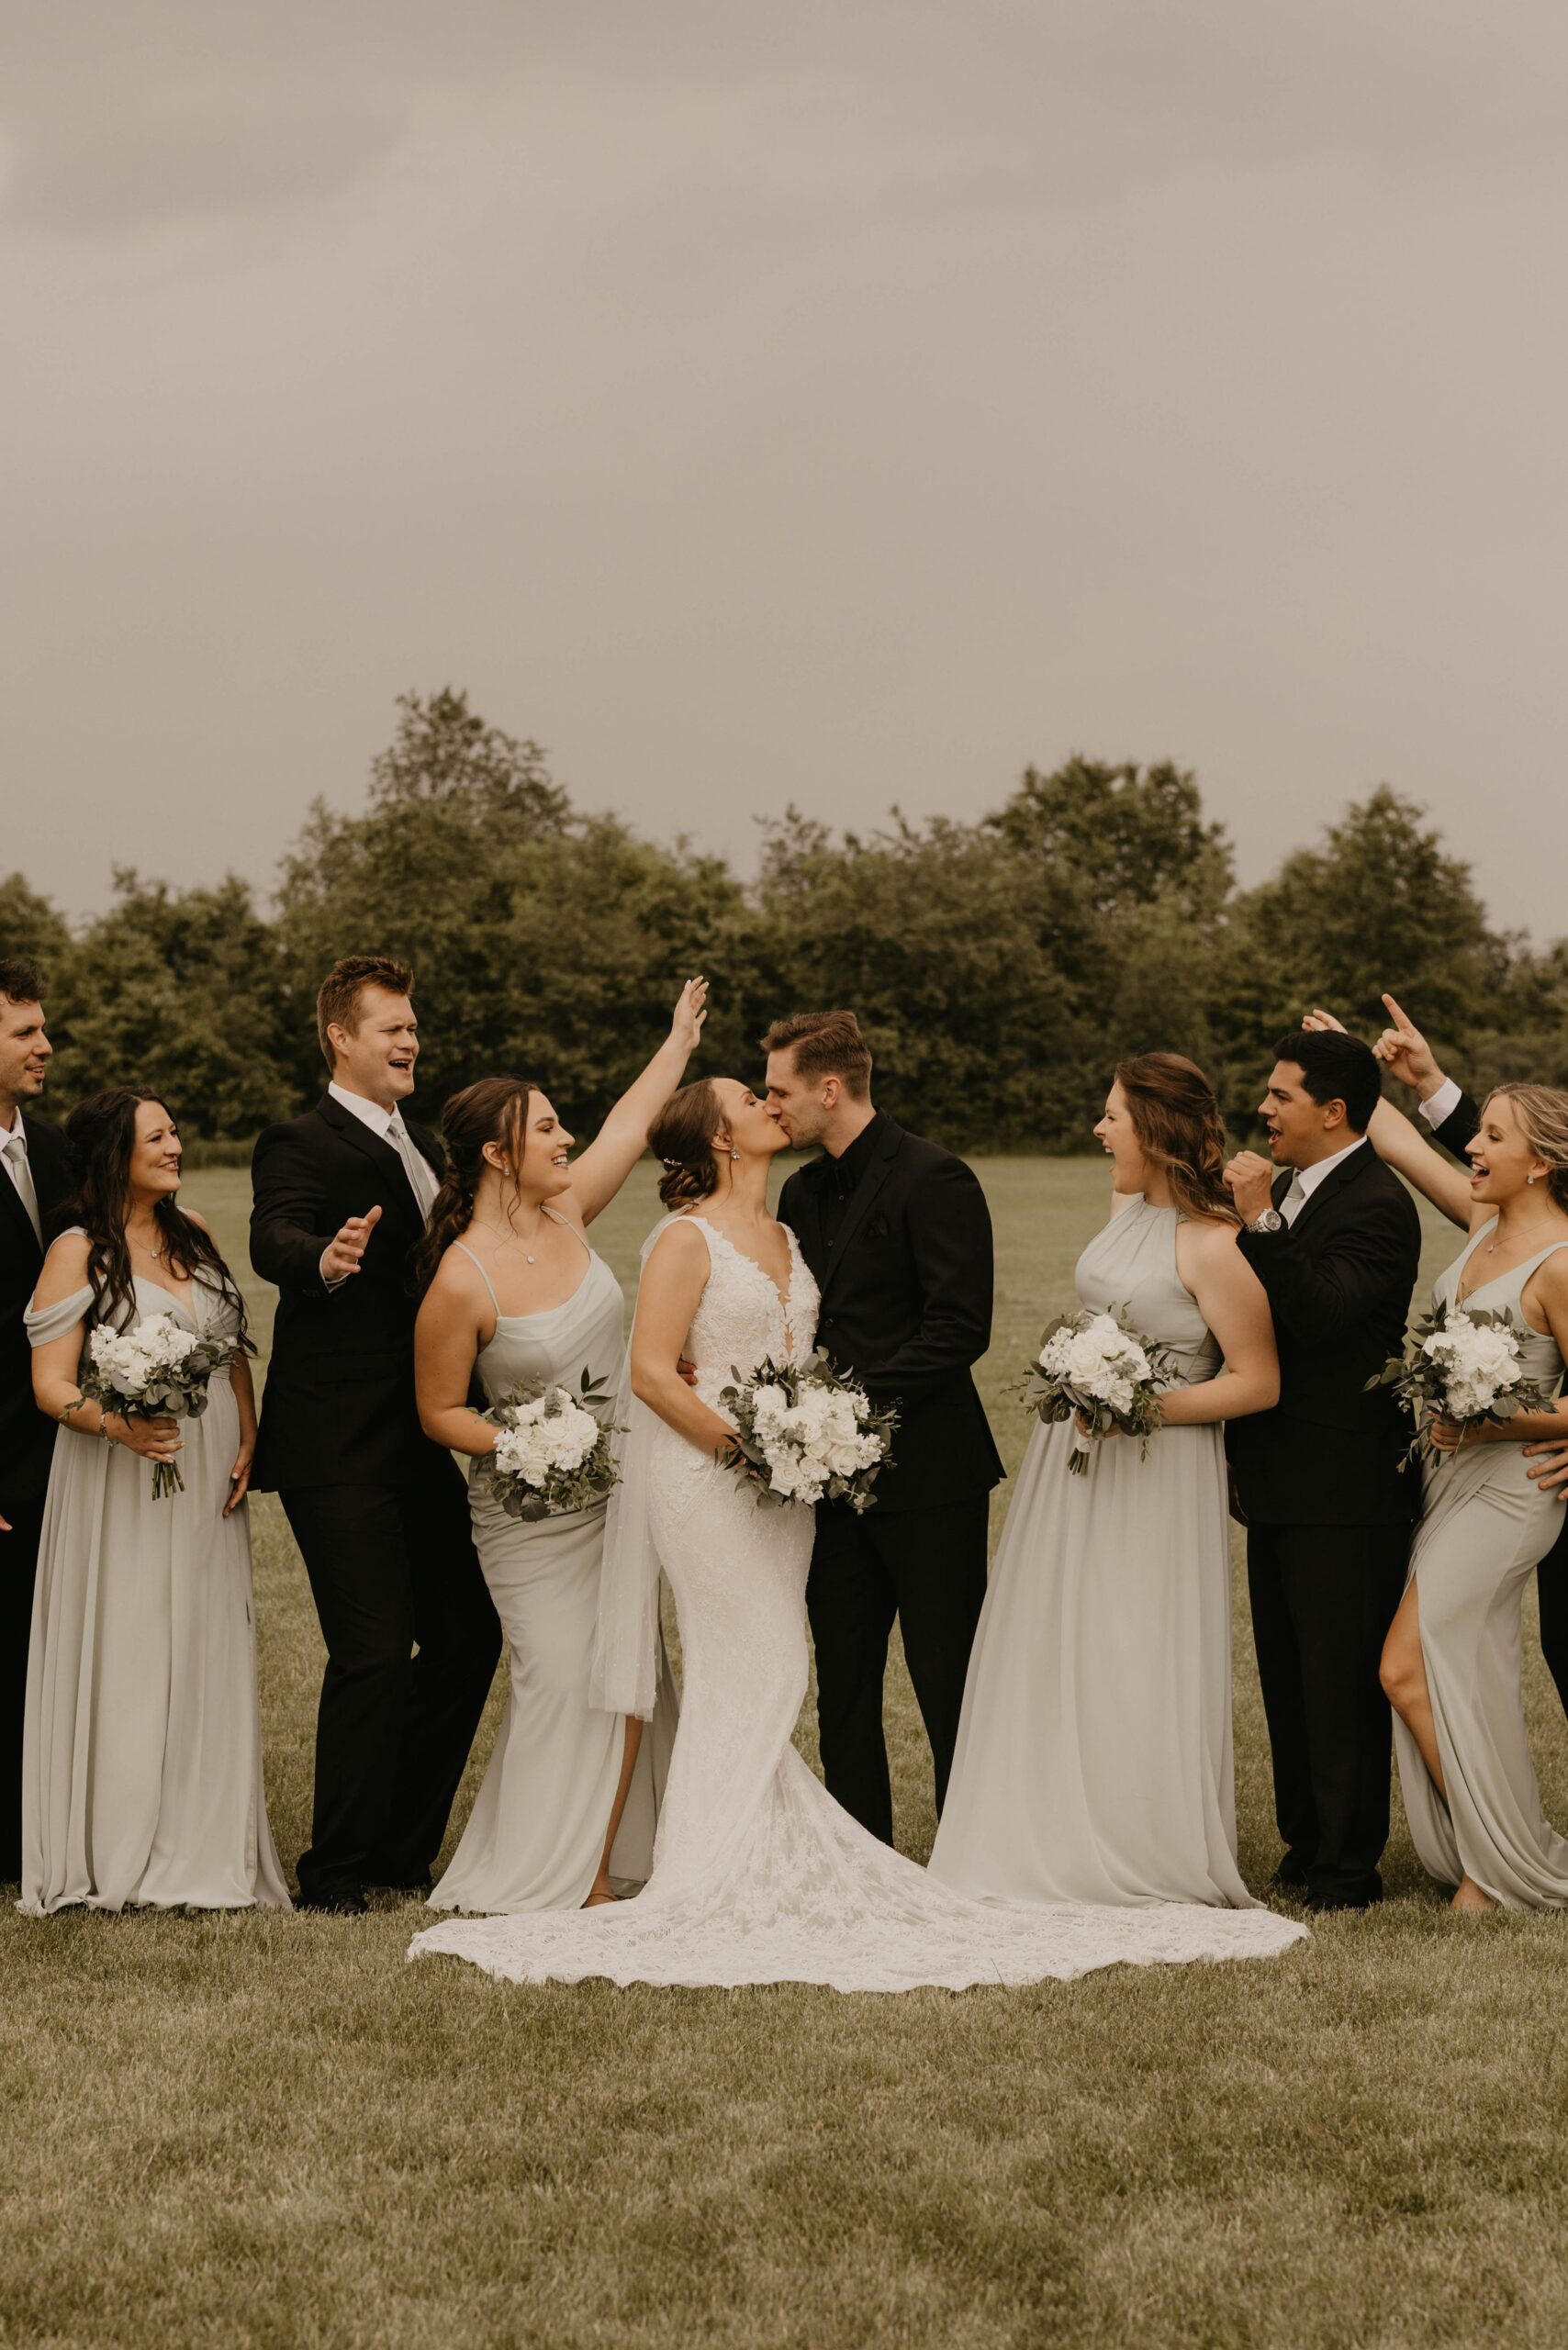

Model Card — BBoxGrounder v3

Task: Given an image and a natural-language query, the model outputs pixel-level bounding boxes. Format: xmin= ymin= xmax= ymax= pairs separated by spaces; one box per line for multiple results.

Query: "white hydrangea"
xmin=87 ymin=1315 xmax=200 ymax=1396
xmin=1423 ymin=1316 xmax=1522 ymax=1420
xmin=493 ymin=1392 xmax=600 ymax=1488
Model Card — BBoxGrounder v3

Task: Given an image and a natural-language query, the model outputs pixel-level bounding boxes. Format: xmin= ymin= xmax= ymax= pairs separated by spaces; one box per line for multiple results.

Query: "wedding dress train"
xmin=410 ymin=1214 xmax=1305 ymax=1989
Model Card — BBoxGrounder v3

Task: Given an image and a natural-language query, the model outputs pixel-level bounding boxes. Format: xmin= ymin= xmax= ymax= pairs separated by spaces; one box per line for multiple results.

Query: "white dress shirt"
xmin=320 ymin=1083 xmax=438 ymax=1291
xmin=1278 ymin=1134 xmax=1369 ymax=1225
xmin=0 ymin=1106 xmax=42 ymax=1246
xmin=1419 ymin=1076 xmax=1464 ymax=1132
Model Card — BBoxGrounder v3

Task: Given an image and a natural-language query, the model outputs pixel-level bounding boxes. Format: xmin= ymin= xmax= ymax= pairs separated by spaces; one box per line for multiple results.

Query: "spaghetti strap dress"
xmin=1396 ymin=1224 xmax=1568 ymax=1907
xmin=426 ymin=1208 xmax=673 ymax=1915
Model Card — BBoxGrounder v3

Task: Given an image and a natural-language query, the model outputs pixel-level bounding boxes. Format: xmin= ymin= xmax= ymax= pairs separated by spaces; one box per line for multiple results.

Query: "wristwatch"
xmin=1249 ymin=1209 xmax=1284 ymax=1235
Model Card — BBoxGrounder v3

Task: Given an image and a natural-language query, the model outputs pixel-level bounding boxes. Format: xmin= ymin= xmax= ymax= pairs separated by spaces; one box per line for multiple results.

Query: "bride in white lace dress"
xmin=410 ymin=1078 xmax=1306 ymax=1990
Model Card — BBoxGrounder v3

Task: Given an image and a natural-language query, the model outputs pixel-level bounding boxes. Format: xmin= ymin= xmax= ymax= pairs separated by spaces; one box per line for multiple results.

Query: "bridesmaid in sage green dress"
xmin=413 ymin=980 xmax=706 ymax=1913
xmin=1354 ymin=1075 xmax=1568 ymax=1912
xmin=23 ymin=1090 xmax=288 ymax=1914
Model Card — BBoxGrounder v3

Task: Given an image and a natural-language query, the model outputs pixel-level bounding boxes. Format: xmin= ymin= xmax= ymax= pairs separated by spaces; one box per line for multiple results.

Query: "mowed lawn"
xmin=6 ymin=1158 xmax=1568 ymax=2350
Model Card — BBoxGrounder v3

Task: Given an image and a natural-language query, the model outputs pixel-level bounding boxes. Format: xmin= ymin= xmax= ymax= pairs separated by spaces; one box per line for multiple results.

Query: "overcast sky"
xmin=5 ymin=2 xmax=1565 ymax=939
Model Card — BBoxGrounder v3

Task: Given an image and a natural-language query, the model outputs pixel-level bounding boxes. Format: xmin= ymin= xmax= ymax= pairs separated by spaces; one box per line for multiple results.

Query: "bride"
xmin=410 ymin=1075 xmax=1306 ymax=1990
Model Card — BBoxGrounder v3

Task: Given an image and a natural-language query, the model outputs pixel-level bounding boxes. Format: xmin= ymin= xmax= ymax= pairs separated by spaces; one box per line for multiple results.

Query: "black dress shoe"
xmin=364 ymin=1870 xmax=434 ymax=1897
xmin=1268 ymin=1857 xmax=1309 ymax=1890
xmin=296 ymin=1887 xmax=369 ymax=1915
xmin=1304 ymin=1883 xmax=1383 ymax=1914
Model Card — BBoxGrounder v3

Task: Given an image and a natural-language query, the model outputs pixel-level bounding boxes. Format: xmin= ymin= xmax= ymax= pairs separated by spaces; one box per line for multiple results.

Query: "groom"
xmin=1225 ymin=1027 xmax=1421 ymax=1910
xmin=764 ymin=1011 xmax=1004 ymax=1846
xmin=250 ymin=955 xmax=499 ymax=1911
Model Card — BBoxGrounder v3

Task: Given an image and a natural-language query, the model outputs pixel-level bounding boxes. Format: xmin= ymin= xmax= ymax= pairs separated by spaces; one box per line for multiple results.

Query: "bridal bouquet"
xmin=79 ymin=1312 xmax=236 ymax=1499
xmin=1020 ymin=1306 xmax=1179 ymax=1475
xmin=472 ymin=1371 xmax=622 ymax=1520
xmin=1367 ymin=1302 xmax=1555 ymax=1470
xmin=718 ymin=1352 xmax=898 ymax=1512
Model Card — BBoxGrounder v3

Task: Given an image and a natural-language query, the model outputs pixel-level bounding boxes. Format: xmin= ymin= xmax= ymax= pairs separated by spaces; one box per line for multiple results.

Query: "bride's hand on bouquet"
xmin=669 ymin=977 xmax=709 ymax=1056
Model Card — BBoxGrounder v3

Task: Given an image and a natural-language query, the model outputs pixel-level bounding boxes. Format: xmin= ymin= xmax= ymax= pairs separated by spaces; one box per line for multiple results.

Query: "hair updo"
xmin=1484 ymin=1082 xmax=1568 ymax=1214
xmin=413 ymin=1075 xmax=535 ymax=1292
xmin=650 ymin=1080 xmax=724 ymax=1209
xmin=1113 ymin=1052 xmax=1238 ymax=1226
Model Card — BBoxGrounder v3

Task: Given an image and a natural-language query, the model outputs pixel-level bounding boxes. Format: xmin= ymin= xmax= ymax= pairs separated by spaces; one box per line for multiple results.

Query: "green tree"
xmin=0 ymin=873 xmax=73 ymax=985
xmin=47 ymin=873 xmax=296 ymax=1134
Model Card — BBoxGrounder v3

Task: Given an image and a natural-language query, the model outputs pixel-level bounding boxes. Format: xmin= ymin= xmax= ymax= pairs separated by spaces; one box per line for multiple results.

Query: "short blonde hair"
xmin=316 ymin=955 xmax=414 ymax=1070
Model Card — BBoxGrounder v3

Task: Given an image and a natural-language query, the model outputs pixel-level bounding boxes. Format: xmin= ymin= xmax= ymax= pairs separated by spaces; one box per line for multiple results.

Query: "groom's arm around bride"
xmin=763 ymin=1012 xmax=1004 ymax=1848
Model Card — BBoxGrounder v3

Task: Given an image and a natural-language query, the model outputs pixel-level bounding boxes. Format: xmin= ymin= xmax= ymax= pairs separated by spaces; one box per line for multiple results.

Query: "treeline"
xmin=6 ymin=689 xmax=1566 ymax=1153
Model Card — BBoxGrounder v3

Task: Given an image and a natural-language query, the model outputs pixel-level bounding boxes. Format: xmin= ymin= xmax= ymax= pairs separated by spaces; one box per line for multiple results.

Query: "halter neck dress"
xmin=932 ymin=1195 xmax=1262 ymax=1911
xmin=20 ymin=1237 xmax=288 ymax=1913
xmin=1396 ymin=1222 xmax=1568 ymax=1907
xmin=426 ymin=1207 xmax=672 ymax=1915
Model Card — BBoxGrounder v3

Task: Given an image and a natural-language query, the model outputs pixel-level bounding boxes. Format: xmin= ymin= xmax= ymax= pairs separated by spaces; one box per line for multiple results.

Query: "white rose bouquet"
xmin=1367 ymin=1301 xmax=1556 ymax=1469
xmin=79 ymin=1312 xmax=236 ymax=1499
xmin=471 ymin=1371 xmax=622 ymax=1521
xmin=717 ymin=1351 xmax=899 ymax=1513
xmin=1020 ymin=1305 xmax=1179 ymax=1476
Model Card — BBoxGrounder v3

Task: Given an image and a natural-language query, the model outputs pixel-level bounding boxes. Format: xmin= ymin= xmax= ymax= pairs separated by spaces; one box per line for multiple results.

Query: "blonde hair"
xmin=1484 ymin=1082 xmax=1568 ymax=1213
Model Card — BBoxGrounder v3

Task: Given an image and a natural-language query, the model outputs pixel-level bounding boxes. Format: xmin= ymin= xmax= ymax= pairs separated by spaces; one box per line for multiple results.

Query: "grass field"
xmin=6 ymin=1160 xmax=1568 ymax=2349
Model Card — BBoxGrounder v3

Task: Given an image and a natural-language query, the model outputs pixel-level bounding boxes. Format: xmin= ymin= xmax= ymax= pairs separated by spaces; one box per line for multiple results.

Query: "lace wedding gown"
xmin=409 ymin=1214 xmax=1305 ymax=1989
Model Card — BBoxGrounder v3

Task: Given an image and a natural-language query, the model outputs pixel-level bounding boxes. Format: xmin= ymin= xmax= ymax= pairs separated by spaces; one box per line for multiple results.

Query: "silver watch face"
xmin=1252 ymin=1208 xmax=1284 ymax=1234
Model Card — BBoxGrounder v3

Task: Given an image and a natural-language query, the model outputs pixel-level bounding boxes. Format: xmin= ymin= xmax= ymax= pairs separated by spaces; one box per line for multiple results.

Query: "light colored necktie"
xmin=385 ymin=1113 xmax=439 ymax=1217
xmin=2 ymin=1126 xmax=42 ymax=1248
xmin=1280 ymin=1172 xmax=1308 ymax=1227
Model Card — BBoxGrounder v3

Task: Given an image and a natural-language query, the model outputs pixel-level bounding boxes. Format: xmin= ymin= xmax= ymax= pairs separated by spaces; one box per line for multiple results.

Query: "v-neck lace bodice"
xmin=679 ymin=1216 xmax=818 ymax=1397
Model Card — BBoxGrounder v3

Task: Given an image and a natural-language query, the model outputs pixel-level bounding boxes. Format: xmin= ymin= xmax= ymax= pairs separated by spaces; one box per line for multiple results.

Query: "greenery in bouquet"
xmin=1366 ymin=1299 xmax=1556 ymax=1470
xmin=472 ymin=1369 xmax=622 ymax=1520
xmin=717 ymin=1350 xmax=899 ymax=1514
xmin=78 ymin=1311 xmax=238 ymax=1498
xmin=1018 ymin=1304 xmax=1179 ymax=1476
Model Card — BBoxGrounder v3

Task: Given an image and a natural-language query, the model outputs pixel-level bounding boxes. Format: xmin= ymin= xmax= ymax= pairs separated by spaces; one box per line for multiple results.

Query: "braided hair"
xmin=1113 ymin=1053 xmax=1239 ymax=1226
xmin=650 ymin=1080 xmax=725 ymax=1210
xmin=413 ymin=1077 xmax=535 ymax=1293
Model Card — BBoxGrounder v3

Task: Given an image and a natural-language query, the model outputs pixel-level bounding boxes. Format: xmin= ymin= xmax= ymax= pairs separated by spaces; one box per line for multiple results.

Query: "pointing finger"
xmin=1381 ymin=993 xmax=1417 ymax=1035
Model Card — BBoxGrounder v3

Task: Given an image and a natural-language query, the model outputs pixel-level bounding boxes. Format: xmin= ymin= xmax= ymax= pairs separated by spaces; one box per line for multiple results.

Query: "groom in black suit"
xmin=1225 ymin=1028 xmax=1422 ymax=1910
xmin=0 ymin=960 xmax=73 ymax=1886
xmin=251 ymin=956 xmax=498 ymax=1911
xmin=764 ymin=1012 xmax=1004 ymax=1846
xmin=1366 ymin=991 xmax=1568 ymax=1715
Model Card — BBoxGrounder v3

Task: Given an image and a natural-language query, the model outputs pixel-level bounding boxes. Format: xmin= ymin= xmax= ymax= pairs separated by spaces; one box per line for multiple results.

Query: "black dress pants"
xmin=1247 ymin=1521 xmax=1408 ymax=1908
xmin=0 ymin=1496 xmax=44 ymax=1886
xmin=806 ymin=1494 xmax=991 ymax=1847
xmin=284 ymin=1460 xmax=500 ymax=1904
xmin=1537 ymin=1516 xmax=1568 ymax=1720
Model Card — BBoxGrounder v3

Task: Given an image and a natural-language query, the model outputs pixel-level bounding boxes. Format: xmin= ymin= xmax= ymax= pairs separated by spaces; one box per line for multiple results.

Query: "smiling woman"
xmin=20 ymin=1087 xmax=287 ymax=1915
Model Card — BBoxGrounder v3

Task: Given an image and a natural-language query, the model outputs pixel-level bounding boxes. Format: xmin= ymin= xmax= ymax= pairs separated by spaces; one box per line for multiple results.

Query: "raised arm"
xmin=1303 ymin=1003 xmax=1474 ymax=1231
xmin=856 ymin=1158 xmax=994 ymax=1405
xmin=560 ymin=979 xmax=709 ymax=1228
xmin=1160 ymin=1225 xmax=1280 ymax=1427
xmin=629 ymin=1221 xmax=735 ymax=1456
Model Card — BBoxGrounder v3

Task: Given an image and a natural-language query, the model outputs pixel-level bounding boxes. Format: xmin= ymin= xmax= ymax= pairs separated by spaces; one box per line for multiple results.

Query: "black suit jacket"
xmin=1432 ymin=1090 xmax=1482 ymax=1167
xmin=250 ymin=1094 xmax=446 ymax=1491
xmin=777 ymin=1116 xmax=1004 ymax=1516
xmin=1226 ymin=1141 xmax=1422 ymax=1528
xmin=1 ymin=1113 xmax=73 ymax=1518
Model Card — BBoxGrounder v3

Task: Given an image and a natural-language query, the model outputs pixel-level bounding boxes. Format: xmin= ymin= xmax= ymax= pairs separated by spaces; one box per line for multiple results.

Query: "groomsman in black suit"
xmin=1225 ymin=1028 xmax=1422 ymax=1910
xmin=0 ymin=959 xmax=73 ymax=1887
xmin=1367 ymin=991 xmax=1568 ymax=1714
xmin=763 ymin=1011 xmax=1004 ymax=1846
xmin=250 ymin=956 xmax=498 ymax=1912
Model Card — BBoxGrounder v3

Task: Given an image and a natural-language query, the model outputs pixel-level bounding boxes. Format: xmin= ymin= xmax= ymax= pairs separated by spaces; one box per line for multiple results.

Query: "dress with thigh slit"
xmin=1396 ymin=1224 xmax=1568 ymax=1908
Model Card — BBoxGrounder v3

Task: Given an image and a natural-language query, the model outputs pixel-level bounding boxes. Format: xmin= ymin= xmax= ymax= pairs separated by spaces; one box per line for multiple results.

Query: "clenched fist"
xmin=1223 ymin=1151 xmax=1278 ymax=1225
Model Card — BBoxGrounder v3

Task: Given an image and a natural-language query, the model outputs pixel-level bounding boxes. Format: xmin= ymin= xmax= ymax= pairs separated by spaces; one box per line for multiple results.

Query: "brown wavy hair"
xmin=1484 ymin=1082 xmax=1568 ymax=1214
xmin=650 ymin=1080 xmax=725 ymax=1210
xmin=1113 ymin=1053 xmax=1238 ymax=1226
xmin=62 ymin=1090 xmax=253 ymax=1345
xmin=413 ymin=1076 xmax=534 ymax=1293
